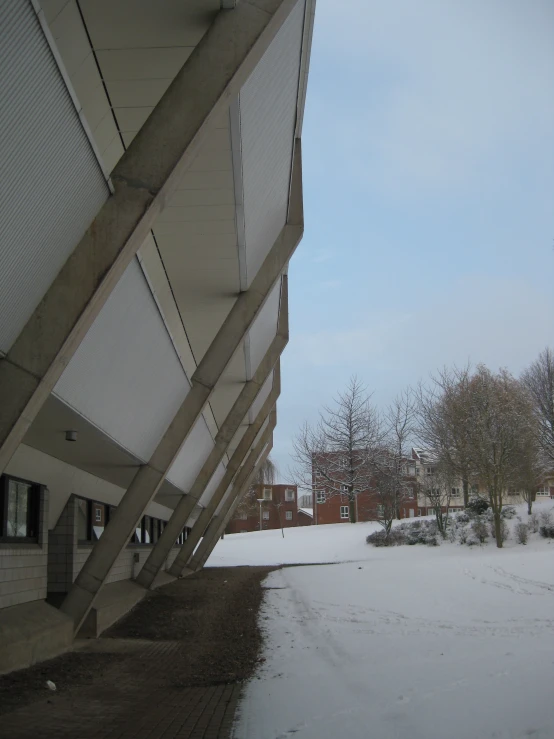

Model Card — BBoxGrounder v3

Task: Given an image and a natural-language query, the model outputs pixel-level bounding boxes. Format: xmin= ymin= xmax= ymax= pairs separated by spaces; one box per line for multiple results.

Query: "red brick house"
xmin=226 ymin=484 xmax=300 ymax=534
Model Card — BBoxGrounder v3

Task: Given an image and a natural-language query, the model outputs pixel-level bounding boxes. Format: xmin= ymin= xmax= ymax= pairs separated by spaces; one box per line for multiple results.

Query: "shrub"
xmin=466 ymin=498 xmax=489 ymax=516
xmin=366 ymin=528 xmax=406 ymax=547
xmin=539 ymin=525 xmax=554 ymax=539
xmin=539 ymin=510 xmax=553 ymax=527
xmin=502 ymin=506 xmax=516 ymax=519
xmin=471 ymin=518 xmax=488 ymax=544
xmin=529 ymin=513 xmax=539 ymax=533
xmin=405 ymin=520 xmax=439 ymax=546
xmin=458 ymin=528 xmax=468 ymax=545
xmin=455 ymin=512 xmax=470 ymax=525
xmin=515 ymin=522 xmax=529 ymax=545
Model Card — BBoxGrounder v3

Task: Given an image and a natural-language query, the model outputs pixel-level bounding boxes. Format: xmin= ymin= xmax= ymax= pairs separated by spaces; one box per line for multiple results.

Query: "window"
xmin=285 ymin=488 xmax=295 ymax=502
xmin=340 ymin=505 xmax=349 ymax=519
xmin=262 ymin=511 xmax=270 ymax=520
xmin=77 ymin=498 xmax=91 ymax=542
xmin=416 ymin=467 xmax=420 ymax=476
xmin=0 ymin=475 xmax=40 ymax=541
xmin=418 ymin=508 xmax=425 ymax=516
xmin=92 ymin=502 xmax=107 ymax=540
xmin=316 ymin=490 xmax=326 ymax=504
xmin=237 ymin=511 xmax=248 ymax=520
xmin=263 ymin=488 xmax=272 ymax=500
xmin=143 ymin=516 xmax=153 ymax=544
xmin=451 ymin=488 xmax=461 ymax=498
xmin=377 ymin=504 xmax=384 ymax=517
xmin=285 ymin=511 xmax=293 ymax=520
xmin=341 ymin=484 xmax=349 ymax=493
xmin=428 ymin=508 xmax=435 ymax=515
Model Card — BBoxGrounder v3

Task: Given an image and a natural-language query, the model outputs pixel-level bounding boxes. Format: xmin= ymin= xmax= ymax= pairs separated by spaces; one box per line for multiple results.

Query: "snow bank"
xmin=221 ymin=501 xmax=554 ymax=739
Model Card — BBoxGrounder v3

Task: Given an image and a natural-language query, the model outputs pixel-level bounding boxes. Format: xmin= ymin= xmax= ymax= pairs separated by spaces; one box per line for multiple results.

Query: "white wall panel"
xmin=166 ymin=414 xmax=215 ymax=492
xmin=54 ymin=258 xmax=190 ymax=461
xmin=249 ymin=372 xmax=274 ymax=424
xmin=0 ymin=0 xmax=108 ymax=352
xmin=197 ymin=462 xmax=227 ymax=508
xmin=247 ymin=278 xmax=281 ymax=377
xmin=239 ymin=0 xmax=304 ymax=286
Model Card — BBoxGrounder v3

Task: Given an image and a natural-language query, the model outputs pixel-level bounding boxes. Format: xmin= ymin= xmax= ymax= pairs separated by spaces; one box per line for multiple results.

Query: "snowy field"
xmin=206 ymin=503 xmax=554 ymax=739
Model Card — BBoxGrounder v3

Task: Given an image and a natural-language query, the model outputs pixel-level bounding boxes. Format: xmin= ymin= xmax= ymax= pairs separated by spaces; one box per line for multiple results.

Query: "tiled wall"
xmin=48 ymin=495 xmax=180 ymax=593
xmin=0 ymin=488 xmax=49 ymax=608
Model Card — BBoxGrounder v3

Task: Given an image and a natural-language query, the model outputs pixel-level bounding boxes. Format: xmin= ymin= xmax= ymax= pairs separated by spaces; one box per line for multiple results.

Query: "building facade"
xmin=0 ymin=0 xmax=315 ymax=674
xmin=226 ymin=484 xmax=300 ymax=533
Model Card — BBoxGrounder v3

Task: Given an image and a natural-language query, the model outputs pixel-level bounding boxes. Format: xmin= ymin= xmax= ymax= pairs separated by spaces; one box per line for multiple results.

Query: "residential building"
xmin=226 ymin=484 xmax=300 ymax=533
xmin=311 ymin=451 xmax=418 ymax=525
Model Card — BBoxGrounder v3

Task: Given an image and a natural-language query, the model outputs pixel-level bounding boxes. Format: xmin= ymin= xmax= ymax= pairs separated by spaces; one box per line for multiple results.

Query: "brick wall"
xmin=0 ymin=487 xmax=49 ymax=608
xmin=226 ymin=484 xmax=299 ymax=534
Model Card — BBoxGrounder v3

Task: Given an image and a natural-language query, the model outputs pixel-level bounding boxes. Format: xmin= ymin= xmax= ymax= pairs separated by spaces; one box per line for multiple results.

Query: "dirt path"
xmin=0 ymin=567 xmax=273 ymax=739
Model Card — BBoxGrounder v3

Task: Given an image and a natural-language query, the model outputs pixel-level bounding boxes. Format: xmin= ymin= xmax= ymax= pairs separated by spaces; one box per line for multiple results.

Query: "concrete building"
xmin=0 ymin=0 xmax=315 ymax=673
xmin=226 ymin=483 xmax=300 ymax=533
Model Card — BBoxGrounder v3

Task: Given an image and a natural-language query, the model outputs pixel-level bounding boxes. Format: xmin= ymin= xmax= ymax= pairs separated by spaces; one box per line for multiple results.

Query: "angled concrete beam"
xmin=188 ymin=431 xmax=275 ymax=572
xmin=168 ymin=369 xmax=281 ymax=577
xmin=0 ymin=0 xmax=303 ymax=475
xmin=60 ymin=140 xmax=300 ymax=633
xmin=136 ymin=280 xmax=288 ymax=589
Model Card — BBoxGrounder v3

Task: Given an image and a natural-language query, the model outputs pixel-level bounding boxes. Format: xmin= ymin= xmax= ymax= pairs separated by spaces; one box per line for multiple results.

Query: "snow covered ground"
xmin=207 ymin=503 xmax=554 ymax=739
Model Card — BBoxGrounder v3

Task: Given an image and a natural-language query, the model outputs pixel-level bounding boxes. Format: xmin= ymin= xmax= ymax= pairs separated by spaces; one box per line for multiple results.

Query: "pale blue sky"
xmin=273 ymin=0 xmax=554 ymax=477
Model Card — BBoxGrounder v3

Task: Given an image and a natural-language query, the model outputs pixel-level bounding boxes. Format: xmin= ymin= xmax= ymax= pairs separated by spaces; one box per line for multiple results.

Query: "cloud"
xmin=308 ymin=0 xmax=554 ymax=196
xmin=288 ymin=274 xmax=552 ymax=378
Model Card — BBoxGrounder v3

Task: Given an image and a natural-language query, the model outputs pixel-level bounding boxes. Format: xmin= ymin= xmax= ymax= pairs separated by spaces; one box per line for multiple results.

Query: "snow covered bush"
xmin=466 ymin=498 xmax=489 ymax=516
xmin=539 ymin=525 xmax=554 ymax=539
xmin=529 ymin=513 xmax=539 ymax=533
xmin=515 ymin=522 xmax=529 ymax=544
xmin=399 ymin=520 xmax=439 ymax=546
xmin=539 ymin=510 xmax=553 ymax=527
xmin=366 ymin=529 xmax=406 ymax=547
xmin=501 ymin=506 xmax=517 ymax=519
xmin=471 ymin=518 xmax=488 ymax=544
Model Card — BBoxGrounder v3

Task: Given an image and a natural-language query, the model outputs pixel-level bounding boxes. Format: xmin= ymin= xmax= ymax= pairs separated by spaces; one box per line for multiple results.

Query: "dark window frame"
xmin=76 ymin=499 xmax=171 ymax=548
xmin=0 ymin=474 xmax=42 ymax=544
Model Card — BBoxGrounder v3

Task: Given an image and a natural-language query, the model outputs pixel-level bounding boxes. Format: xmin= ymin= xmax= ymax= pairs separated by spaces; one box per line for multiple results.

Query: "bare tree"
xmin=466 ymin=366 xmax=535 ymax=548
xmin=360 ymin=390 xmax=417 ymax=533
xmin=291 ymin=377 xmax=382 ymax=523
xmin=417 ymin=462 xmax=454 ymax=538
xmin=513 ymin=432 xmax=547 ymax=515
xmin=521 ymin=347 xmax=554 ymax=464
xmin=416 ymin=365 xmax=474 ymax=507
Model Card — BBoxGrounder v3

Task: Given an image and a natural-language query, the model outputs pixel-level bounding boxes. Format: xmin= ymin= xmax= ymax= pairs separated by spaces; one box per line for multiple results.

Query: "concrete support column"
xmin=188 ymin=433 xmax=274 ymax=572
xmin=136 ymin=281 xmax=288 ymax=589
xmin=168 ymin=371 xmax=280 ymax=577
xmin=60 ymin=174 xmax=298 ymax=633
xmin=0 ymin=0 xmax=303 ymax=476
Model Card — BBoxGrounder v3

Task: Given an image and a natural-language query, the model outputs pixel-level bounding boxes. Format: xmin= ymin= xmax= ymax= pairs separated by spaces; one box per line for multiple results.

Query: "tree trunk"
xmin=463 ymin=478 xmax=469 ymax=508
xmin=493 ymin=511 xmax=503 ymax=548
xmin=527 ymin=498 xmax=532 ymax=515
xmin=349 ymin=497 xmax=357 ymax=524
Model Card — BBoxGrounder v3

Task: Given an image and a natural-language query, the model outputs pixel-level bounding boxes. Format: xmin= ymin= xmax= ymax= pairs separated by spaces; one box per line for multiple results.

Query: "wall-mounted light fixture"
xmin=65 ymin=430 xmax=78 ymax=442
